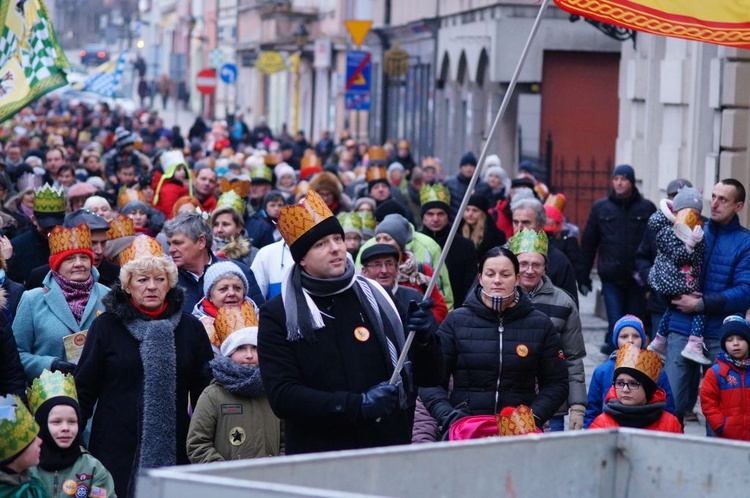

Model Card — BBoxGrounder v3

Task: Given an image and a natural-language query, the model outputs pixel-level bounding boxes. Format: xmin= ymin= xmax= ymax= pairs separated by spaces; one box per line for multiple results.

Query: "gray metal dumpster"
xmin=138 ymin=429 xmax=750 ymax=497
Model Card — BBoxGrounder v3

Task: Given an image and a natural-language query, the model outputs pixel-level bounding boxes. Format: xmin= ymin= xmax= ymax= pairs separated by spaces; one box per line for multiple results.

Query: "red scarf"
xmin=200 ymin=297 xmax=219 ymax=317
xmin=129 ymin=298 xmax=168 ymax=319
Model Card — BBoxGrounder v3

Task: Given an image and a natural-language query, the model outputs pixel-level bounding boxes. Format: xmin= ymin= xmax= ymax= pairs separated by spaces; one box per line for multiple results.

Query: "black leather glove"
xmin=360 ymin=382 xmax=399 ymax=421
xmin=439 ymin=405 xmax=471 ymax=439
xmin=51 ymin=359 xmax=76 ymax=375
xmin=406 ymin=298 xmax=435 ymax=343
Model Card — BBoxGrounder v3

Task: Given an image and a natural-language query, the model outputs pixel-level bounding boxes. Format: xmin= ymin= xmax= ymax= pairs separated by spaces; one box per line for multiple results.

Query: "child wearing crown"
xmin=187 ymin=303 xmax=283 ymax=462
xmin=27 ymin=370 xmax=116 ymax=498
xmin=0 ymin=395 xmax=45 ymax=498
xmin=589 ymin=343 xmax=682 ymax=433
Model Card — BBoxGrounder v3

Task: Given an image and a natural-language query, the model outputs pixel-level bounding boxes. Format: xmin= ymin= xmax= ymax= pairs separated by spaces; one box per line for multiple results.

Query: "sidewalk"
xmin=580 ymin=276 xmax=704 ymax=436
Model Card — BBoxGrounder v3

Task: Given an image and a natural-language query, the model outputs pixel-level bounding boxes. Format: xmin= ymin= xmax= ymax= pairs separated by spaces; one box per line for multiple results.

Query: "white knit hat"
xmin=220 ymin=327 xmax=258 ymax=357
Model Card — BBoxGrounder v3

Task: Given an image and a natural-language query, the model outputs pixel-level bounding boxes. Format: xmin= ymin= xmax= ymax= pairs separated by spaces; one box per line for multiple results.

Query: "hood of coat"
xmin=462 ymin=283 xmax=535 ymax=323
xmin=103 ymin=283 xmax=184 ymax=322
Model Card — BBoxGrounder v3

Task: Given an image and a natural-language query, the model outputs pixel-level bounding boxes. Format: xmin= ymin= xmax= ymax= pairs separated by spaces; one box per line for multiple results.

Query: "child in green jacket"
xmin=0 ymin=394 xmax=45 ymax=498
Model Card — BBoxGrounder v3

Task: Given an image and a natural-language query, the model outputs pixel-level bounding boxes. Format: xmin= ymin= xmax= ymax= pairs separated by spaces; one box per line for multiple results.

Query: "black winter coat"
xmin=546 ymin=245 xmax=580 ymax=308
xmin=581 ymin=188 xmax=656 ymax=284
xmin=75 ymin=286 xmax=213 ymax=498
xmin=420 ymin=286 xmax=568 ymax=428
xmin=635 ymin=216 xmax=668 ymax=314
xmin=419 ymin=225 xmax=478 ymax=308
xmin=550 ymin=232 xmax=588 ymax=289
xmin=0 ymin=308 xmax=26 ymax=401
xmin=458 ymin=219 xmax=506 ymax=261
xmin=7 ymin=229 xmax=49 ymax=286
xmin=258 ymin=285 xmax=444 ymax=454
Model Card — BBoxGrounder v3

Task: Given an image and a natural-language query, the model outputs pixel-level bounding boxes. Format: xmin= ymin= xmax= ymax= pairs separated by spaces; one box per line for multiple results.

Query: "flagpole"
xmin=388 ymin=0 xmax=551 ymax=386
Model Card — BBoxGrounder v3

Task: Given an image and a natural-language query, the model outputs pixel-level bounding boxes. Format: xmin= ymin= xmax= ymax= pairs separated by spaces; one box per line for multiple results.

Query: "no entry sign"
xmin=196 ymin=68 xmax=218 ymax=95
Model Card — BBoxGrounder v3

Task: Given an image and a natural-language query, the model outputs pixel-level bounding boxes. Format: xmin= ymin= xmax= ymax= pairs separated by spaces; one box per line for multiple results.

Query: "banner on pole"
xmin=554 ymin=0 xmax=750 ymax=49
xmin=82 ymin=52 xmax=128 ymax=97
xmin=345 ymin=50 xmax=371 ymax=111
xmin=0 ymin=0 xmax=69 ymax=122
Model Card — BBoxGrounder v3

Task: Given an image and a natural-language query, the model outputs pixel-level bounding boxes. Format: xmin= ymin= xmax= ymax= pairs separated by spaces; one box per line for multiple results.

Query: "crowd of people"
xmin=2 ymin=95 xmax=750 ymax=497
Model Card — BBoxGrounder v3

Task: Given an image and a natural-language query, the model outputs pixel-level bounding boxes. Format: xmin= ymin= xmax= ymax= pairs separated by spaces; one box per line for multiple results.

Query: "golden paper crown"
xmin=28 ymin=370 xmax=78 ymax=415
xmin=119 ymin=235 xmax=165 ymax=266
xmin=220 ymin=177 xmax=251 ymax=198
xmin=545 ymin=193 xmax=566 ymax=213
xmin=215 ymin=191 xmax=246 ymax=215
xmin=0 ymin=394 xmax=39 ymax=462
xmin=117 ymin=187 xmax=146 ymax=210
xmin=107 ymin=214 xmax=136 ymax=240
xmin=300 ymin=151 xmax=321 ymax=169
xmin=366 ymin=166 xmax=388 ymax=183
xmin=48 ymin=224 xmax=92 ymax=255
xmin=337 ymin=212 xmax=363 ymax=234
xmin=250 ymin=165 xmax=273 ymax=183
xmin=264 ymin=154 xmax=277 ymax=166
xmin=213 ymin=302 xmax=259 ymax=349
xmin=277 ymin=190 xmax=335 ymax=247
xmin=368 ymin=146 xmax=387 ymax=163
xmin=508 ymin=228 xmax=548 ymax=257
xmin=33 ymin=183 xmax=65 ymax=214
xmin=359 ymin=211 xmax=376 ymax=234
xmin=419 ymin=184 xmax=450 ymax=206
xmin=615 ymin=343 xmax=663 ymax=384
xmin=497 ymin=405 xmax=537 ymax=436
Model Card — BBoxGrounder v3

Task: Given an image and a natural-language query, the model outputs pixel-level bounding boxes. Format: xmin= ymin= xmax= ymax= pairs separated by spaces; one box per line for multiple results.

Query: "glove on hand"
xmin=579 ymin=284 xmax=591 ymax=296
xmin=439 ymin=406 xmax=471 ymax=438
xmin=51 ymin=359 xmax=76 ymax=375
xmin=406 ymin=298 xmax=436 ymax=343
xmin=685 ymin=225 xmax=704 ymax=250
xmin=568 ymin=404 xmax=586 ymax=431
xmin=360 ymin=382 xmax=399 ymax=421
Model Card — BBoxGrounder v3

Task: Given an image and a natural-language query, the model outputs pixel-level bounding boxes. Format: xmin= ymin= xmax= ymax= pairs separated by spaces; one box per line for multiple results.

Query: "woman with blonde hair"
xmin=75 ymin=235 xmax=213 ymax=497
xmin=460 ymin=194 xmax=506 ymax=259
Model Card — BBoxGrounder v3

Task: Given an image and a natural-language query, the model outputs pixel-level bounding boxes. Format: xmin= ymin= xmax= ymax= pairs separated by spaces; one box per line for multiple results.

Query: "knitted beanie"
xmin=49 ymin=248 xmax=94 ymax=273
xmin=220 ymin=327 xmax=258 ymax=357
xmin=203 ymin=261 xmax=249 ymax=297
xmin=720 ymin=315 xmax=750 ymax=352
xmin=375 ymin=214 xmax=413 ymax=252
xmin=612 ymin=314 xmax=647 ymax=346
xmin=671 ymin=186 xmax=703 ymax=213
xmin=612 ymin=164 xmax=636 ymax=185
xmin=467 ymin=194 xmax=490 ymax=214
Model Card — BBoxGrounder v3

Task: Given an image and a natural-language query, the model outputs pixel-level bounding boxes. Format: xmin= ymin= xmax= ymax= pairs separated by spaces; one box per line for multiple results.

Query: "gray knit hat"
xmin=203 ymin=261 xmax=249 ymax=297
xmin=375 ymin=214 xmax=413 ymax=252
xmin=672 ymin=186 xmax=703 ymax=213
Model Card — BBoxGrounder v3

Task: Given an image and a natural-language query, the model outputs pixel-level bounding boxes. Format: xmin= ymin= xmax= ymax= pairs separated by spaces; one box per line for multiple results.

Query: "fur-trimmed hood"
xmin=309 ymin=171 xmax=343 ymax=201
xmin=103 ymin=283 xmax=185 ymax=322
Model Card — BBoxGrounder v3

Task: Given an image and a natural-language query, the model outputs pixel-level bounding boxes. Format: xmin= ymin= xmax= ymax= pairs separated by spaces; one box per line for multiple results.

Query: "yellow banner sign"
xmin=554 ymin=0 xmax=750 ymax=49
xmin=255 ymin=51 xmax=287 ymax=75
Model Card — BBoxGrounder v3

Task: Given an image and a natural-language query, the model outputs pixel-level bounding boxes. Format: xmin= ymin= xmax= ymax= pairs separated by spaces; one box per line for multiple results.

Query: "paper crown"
xmin=545 ymin=193 xmax=566 ymax=213
xmin=18 ymin=172 xmax=42 ymax=192
xmin=498 ymin=405 xmax=539 ymax=436
xmin=264 ymin=154 xmax=277 ymax=166
xmin=0 ymin=394 xmax=39 ymax=462
xmin=28 ymin=370 xmax=78 ymax=415
xmin=33 ymin=183 xmax=65 ymax=213
xmin=366 ymin=166 xmax=388 ymax=184
xmin=249 ymin=165 xmax=273 ymax=183
xmin=277 ymin=190 xmax=335 ymax=247
xmin=509 ymin=228 xmax=548 ymax=256
xmin=337 ymin=212 xmax=362 ymax=235
xmin=359 ymin=211 xmax=376 ymax=235
xmin=212 ymin=302 xmax=259 ymax=349
xmin=215 ymin=191 xmax=246 ymax=215
xmin=300 ymin=151 xmax=321 ymax=169
xmin=419 ymin=184 xmax=450 ymax=206
xmin=48 ymin=224 xmax=92 ymax=255
xmin=107 ymin=214 xmax=136 ymax=240
xmin=220 ymin=176 xmax=251 ymax=198
xmin=117 ymin=187 xmax=146 ymax=210
xmin=368 ymin=146 xmax=387 ymax=164
xmin=119 ymin=235 xmax=165 ymax=266
xmin=614 ymin=343 xmax=663 ymax=384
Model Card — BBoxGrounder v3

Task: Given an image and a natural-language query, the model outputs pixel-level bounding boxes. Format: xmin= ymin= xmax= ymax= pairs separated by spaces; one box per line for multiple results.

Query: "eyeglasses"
xmin=364 ymin=261 xmax=397 ymax=270
xmin=519 ymin=261 xmax=544 ymax=271
xmin=613 ymin=380 xmax=642 ymax=391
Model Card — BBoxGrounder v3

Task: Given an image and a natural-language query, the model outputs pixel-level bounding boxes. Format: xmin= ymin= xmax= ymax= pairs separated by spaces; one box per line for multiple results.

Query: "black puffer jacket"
xmin=420 ymin=286 xmax=568 ymax=428
xmin=580 ymin=188 xmax=656 ymax=284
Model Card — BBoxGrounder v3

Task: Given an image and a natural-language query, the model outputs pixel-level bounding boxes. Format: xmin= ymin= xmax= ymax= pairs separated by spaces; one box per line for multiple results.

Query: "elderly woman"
xmin=460 ymin=194 xmax=506 ymax=260
xmin=419 ymin=246 xmax=569 ymax=439
xmin=83 ymin=196 xmax=115 ymax=221
xmin=75 ymin=235 xmax=213 ymax=498
xmin=13 ymin=225 xmax=108 ymax=381
xmin=192 ymin=260 xmax=260 ymax=355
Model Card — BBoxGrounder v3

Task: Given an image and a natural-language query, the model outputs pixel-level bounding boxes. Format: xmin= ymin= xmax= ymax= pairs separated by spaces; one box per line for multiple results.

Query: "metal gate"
xmin=550 ymin=153 xmax=613 ymax=230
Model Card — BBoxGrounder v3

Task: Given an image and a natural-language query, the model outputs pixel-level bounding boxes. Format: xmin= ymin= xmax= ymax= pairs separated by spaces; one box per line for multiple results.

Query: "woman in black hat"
xmin=460 ymin=194 xmax=506 ymax=260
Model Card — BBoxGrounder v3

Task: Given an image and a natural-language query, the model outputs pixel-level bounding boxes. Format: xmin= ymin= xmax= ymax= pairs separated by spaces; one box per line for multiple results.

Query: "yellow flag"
xmin=554 ymin=0 xmax=750 ymax=49
xmin=0 ymin=0 xmax=70 ymax=122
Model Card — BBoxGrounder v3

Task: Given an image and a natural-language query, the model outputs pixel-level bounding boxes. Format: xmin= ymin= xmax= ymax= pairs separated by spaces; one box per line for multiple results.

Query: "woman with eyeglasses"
xmin=419 ymin=246 xmax=569 ymax=440
xmin=589 ymin=343 xmax=682 ymax=432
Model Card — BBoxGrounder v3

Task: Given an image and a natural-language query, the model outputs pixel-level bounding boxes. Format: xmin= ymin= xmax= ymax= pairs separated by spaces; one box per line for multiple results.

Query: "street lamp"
xmin=292 ymin=22 xmax=308 ymax=135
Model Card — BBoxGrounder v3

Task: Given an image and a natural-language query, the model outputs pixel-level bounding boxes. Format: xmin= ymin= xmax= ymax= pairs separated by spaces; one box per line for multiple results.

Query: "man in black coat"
xmin=258 ymin=191 xmax=443 ymax=454
xmin=0 ymin=298 xmax=25 ymax=401
xmin=580 ymin=164 xmax=657 ymax=354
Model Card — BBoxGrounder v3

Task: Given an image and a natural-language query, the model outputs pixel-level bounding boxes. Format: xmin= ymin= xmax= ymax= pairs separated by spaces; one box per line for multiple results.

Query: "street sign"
xmin=209 ymin=49 xmax=223 ymax=68
xmin=345 ymin=20 xmax=373 ymax=48
xmin=256 ymin=51 xmax=287 ymax=75
xmin=345 ymin=50 xmax=371 ymax=111
xmin=219 ymin=63 xmax=238 ymax=84
xmin=196 ymin=68 xmax=217 ymax=95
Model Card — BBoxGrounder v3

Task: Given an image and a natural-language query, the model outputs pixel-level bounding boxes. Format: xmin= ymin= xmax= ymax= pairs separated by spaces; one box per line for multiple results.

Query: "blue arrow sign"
xmin=219 ymin=63 xmax=238 ymax=84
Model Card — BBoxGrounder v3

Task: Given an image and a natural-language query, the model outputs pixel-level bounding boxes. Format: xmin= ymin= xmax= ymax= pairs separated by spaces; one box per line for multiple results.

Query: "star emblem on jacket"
xmin=229 ymin=426 xmax=246 ymax=446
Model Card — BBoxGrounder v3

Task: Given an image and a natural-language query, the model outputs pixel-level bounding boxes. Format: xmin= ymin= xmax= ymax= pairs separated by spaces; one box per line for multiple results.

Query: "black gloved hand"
xmin=439 ymin=406 xmax=471 ymax=438
xmin=406 ymin=298 xmax=435 ymax=343
xmin=51 ymin=359 xmax=76 ymax=375
xmin=579 ymin=284 xmax=591 ymax=296
xmin=360 ymin=382 xmax=399 ymax=421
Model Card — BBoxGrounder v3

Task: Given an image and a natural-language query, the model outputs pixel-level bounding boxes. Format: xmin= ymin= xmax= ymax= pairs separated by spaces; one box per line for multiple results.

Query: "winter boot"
xmin=647 ymin=333 xmax=668 ymax=359
xmin=681 ymin=336 xmax=712 ymax=365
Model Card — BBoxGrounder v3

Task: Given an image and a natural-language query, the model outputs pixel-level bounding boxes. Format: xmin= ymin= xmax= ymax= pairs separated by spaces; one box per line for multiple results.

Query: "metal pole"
xmin=388 ymin=0 xmax=551 ymax=386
